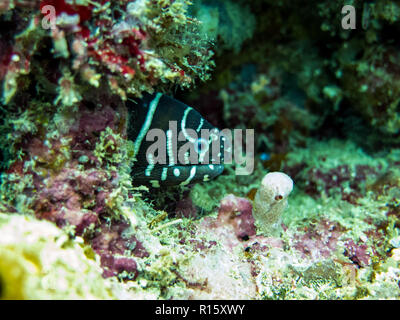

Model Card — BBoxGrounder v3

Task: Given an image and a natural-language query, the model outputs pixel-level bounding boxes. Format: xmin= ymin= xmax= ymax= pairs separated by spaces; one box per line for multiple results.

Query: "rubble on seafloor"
xmin=0 ymin=0 xmax=400 ymax=299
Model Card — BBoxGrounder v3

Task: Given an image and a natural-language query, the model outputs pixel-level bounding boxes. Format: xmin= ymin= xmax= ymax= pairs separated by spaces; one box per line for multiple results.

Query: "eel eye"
xmin=195 ymin=138 xmax=209 ymax=155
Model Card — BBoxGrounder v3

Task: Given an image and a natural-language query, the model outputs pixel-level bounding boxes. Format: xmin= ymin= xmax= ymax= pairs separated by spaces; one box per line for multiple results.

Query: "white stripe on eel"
xmin=145 ymin=153 xmax=155 ymax=177
xmin=181 ymin=107 xmax=196 ymax=143
xmin=173 ymin=168 xmax=180 ymax=177
xmin=180 ymin=166 xmax=196 ymax=186
xmin=196 ymin=117 xmax=204 ymax=133
xmin=167 ymin=129 xmax=175 ymax=166
xmin=134 ymin=92 xmax=162 ymax=156
xmin=161 ymin=167 xmax=168 ymax=181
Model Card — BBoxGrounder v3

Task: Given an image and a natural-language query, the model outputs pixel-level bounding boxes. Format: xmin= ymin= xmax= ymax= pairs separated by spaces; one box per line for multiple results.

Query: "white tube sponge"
xmin=252 ymin=172 xmax=294 ymax=236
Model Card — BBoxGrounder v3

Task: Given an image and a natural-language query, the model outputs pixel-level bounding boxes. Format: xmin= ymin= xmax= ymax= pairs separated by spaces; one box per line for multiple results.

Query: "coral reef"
xmin=0 ymin=0 xmax=214 ymax=104
xmin=0 ymin=212 xmax=114 ymax=299
xmin=0 ymin=0 xmax=215 ymax=284
xmin=1 ymin=0 xmax=400 ymax=301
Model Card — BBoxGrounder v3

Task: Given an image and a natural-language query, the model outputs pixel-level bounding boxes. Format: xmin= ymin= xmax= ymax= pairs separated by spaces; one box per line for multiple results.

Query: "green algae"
xmin=0 ymin=213 xmax=115 ymax=300
xmin=1 ymin=0 xmax=400 ymax=300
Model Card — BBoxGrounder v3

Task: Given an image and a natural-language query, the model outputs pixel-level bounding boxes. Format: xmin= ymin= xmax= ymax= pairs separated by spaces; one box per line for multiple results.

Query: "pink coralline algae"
xmin=91 ymin=219 xmax=149 ymax=279
xmin=302 ymin=164 xmax=382 ymax=203
xmin=183 ymin=194 xmax=257 ymax=254
xmin=293 ymin=219 xmax=345 ymax=261
xmin=0 ymin=39 xmax=12 ymax=80
xmin=75 ymin=105 xmax=117 ymax=135
xmin=1 ymin=94 xmax=145 ymax=279
xmin=291 ymin=217 xmax=386 ymax=269
xmin=217 ymin=194 xmax=256 ymax=240
xmin=34 ymin=168 xmax=109 ymax=229
xmin=282 ymin=140 xmax=388 ymax=206
xmin=193 ymin=194 xmax=291 ymax=256
xmin=343 ymin=239 xmax=371 ymax=268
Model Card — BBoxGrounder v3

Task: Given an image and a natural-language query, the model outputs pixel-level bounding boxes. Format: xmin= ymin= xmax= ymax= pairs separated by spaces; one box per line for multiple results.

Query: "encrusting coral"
xmin=0 ymin=0 xmax=216 ymax=283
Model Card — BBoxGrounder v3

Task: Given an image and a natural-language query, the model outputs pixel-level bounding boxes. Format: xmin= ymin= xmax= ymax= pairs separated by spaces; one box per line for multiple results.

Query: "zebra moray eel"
xmin=127 ymin=92 xmax=225 ymax=188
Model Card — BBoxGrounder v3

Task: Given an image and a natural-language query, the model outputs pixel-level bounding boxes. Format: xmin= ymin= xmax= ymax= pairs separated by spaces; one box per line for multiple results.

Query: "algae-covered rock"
xmin=1 ymin=0 xmax=400 ymax=301
xmin=0 ymin=213 xmax=114 ymax=299
xmin=190 ymin=0 xmax=256 ymax=53
xmin=0 ymin=0 xmax=215 ymax=104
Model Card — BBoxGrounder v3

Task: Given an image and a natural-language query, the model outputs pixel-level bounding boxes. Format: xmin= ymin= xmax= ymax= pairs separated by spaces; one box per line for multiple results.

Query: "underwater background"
xmin=0 ymin=0 xmax=400 ymax=300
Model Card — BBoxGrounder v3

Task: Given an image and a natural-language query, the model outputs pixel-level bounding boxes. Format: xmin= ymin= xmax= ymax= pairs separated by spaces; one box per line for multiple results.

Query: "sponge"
xmin=252 ymin=172 xmax=294 ymax=236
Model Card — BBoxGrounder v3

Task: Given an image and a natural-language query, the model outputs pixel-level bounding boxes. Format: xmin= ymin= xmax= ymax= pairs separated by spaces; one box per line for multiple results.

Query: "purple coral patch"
xmin=90 ymin=219 xmax=149 ymax=278
xmin=344 ymin=239 xmax=371 ymax=267
xmin=218 ymin=194 xmax=256 ymax=240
